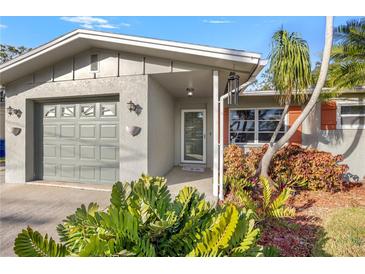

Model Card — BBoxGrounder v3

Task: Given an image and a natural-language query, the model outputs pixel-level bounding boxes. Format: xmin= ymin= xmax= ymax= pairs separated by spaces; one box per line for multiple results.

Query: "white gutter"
xmin=218 ymin=80 xmax=256 ymax=200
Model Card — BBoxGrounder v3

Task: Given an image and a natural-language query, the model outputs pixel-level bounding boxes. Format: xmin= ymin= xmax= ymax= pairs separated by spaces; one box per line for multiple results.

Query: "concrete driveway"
xmin=0 ymin=167 xmax=215 ymax=256
xmin=0 ymin=183 xmax=110 ymax=256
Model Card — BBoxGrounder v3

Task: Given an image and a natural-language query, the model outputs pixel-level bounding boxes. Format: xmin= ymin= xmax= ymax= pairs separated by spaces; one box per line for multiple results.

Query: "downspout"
xmin=218 ymin=60 xmax=264 ymax=200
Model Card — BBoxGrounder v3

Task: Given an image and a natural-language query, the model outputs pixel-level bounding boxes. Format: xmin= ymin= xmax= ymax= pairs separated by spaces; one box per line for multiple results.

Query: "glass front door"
xmin=181 ymin=109 xmax=206 ymax=163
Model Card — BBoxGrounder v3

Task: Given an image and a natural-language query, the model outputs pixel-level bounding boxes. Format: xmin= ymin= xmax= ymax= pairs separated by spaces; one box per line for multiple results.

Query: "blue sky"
xmin=0 ymin=16 xmax=361 ymax=68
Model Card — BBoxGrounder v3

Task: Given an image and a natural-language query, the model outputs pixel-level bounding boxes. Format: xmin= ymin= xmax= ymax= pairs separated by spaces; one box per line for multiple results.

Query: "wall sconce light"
xmin=127 ymin=101 xmax=137 ymax=112
xmin=7 ymin=106 xmax=22 ymax=118
xmin=127 ymin=100 xmax=142 ymax=115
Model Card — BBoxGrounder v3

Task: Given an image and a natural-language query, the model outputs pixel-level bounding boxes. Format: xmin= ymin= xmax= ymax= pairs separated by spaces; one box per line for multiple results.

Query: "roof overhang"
xmin=0 ymin=29 xmax=266 ymax=85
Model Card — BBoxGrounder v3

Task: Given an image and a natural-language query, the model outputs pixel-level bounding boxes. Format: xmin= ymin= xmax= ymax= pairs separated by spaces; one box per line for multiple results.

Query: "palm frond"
xmin=14 ymin=227 xmax=67 ymax=257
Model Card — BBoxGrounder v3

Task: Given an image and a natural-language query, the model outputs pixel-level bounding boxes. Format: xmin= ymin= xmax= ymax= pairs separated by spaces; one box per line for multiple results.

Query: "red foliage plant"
xmin=223 ymin=144 xmax=255 ymax=180
xmin=224 ymin=144 xmax=349 ymax=192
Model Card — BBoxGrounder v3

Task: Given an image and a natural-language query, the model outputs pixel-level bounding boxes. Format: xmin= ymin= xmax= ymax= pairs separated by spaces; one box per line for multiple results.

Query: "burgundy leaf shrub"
xmin=223 ymin=144 xmax=255 ymax=180
xmin=224 ymin=144 xmax=349 ymax=192
xmin=269 ymin=144 xmax=349 ymax=191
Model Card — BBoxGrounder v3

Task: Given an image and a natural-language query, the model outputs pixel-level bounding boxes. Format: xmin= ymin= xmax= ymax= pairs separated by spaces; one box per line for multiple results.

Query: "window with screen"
xmin=338 ymin=103 xmax=365 ymax=129
xmin=229 ymin=108 xmax=286 ymax=144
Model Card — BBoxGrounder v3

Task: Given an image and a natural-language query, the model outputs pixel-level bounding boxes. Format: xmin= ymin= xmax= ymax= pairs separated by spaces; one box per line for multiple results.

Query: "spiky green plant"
xmin=234 ymin=177 xmax=295 ymax=222
xmin=14 ymin=175 xmax=265 ymax=257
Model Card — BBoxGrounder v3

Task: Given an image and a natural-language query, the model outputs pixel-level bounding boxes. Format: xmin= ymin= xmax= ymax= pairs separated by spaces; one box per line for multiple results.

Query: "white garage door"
xmin=37 ymin=100 xmax=119 ymax=184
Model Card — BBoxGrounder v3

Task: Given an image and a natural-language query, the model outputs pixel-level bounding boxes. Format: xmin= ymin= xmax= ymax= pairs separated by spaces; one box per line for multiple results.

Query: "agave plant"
xmin=234 ymin=177 xmax=295 ymax=222
xmin=14 ymin=175 xmax=267 ymax=257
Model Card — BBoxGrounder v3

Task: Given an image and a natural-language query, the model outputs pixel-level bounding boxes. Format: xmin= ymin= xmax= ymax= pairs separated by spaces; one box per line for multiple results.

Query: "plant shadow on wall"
xmin=13 ymin=175 xmax=278 ymax=257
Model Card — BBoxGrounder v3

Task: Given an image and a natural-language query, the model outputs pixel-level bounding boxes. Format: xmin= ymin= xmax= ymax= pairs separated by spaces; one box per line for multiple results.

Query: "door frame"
xmin=181 ymin=109 xmax=206 ymax=164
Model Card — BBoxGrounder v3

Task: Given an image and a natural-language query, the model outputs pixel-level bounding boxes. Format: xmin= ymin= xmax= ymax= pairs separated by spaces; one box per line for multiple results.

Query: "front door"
xmin=181 ymin=109 xmax=206 ymax=164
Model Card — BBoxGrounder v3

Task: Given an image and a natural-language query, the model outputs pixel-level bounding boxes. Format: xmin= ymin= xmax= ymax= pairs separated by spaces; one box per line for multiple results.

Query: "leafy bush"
xmin=14 ymin=175 xmax=266 ymax=257
xmin=224 ymin=144 xmax=348 ymax=192
xmin=228 ymin=177 xmax=295 ymax=222
xmin=269 ymin=144 xmax=349 ymax=191
xmin=224 ymin=144 xmax=255 ymax=180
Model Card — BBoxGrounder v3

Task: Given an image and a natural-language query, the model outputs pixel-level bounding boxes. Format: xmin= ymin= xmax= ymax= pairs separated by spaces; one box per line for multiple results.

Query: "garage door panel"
xmin=60 ymin=145 xmax=77 ymax=159
xmin=100 ymin=146 xmax=118 ymax=161
xmin=60 ymin=165 xmax=76 ymax=178
xmin=79 ymin=124 xmax=97 ymax=138
xmin=60 ymin=125 xmax=76 ymax=138
xmin=100 ymin=124 xmax=118 ymax=139
xmin=80 ymin=145 xmax=96 ymax=160
xmin=100 ymin=167 xmax=118 ymax=182
xmin=44 ymin=163 xmax=57 ymax=177
xmin=44 ymin=125 xmax=58 ymax=137
xmin=43 ymin=144 xmax=57 ymax=158
xmin=39 ymin=100 xmax=119 ymax=184
xmin=80 ymin=166 xmax=97 ymax=180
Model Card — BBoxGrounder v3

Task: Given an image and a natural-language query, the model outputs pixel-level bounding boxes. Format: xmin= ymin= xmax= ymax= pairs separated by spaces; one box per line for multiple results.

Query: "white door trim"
xmin=181 ymin=109 xmax=206 ymax=164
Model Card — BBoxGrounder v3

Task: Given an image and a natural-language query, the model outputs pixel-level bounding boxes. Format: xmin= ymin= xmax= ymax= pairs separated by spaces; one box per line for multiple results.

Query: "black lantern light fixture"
xmin=127 ymin=100 xmax=137 ymax=112
xmin=227 ymin=74 xmax=240 ymax=105
xmin=7 ymin=106 xmax=22 ymax=118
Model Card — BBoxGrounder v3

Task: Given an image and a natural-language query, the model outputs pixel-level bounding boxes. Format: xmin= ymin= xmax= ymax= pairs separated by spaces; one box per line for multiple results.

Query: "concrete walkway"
xmin=165 ymin=167 xmax=215 ymax=203
xmin=0 ymin=167 xmax=215 ymax=256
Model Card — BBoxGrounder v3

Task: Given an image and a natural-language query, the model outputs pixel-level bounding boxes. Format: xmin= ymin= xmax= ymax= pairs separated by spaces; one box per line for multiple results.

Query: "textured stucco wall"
xmin=5 ymin=75 xmax=149 ymax=183
xmin=147 ymin=77 xmax=175 ymax=176
xmin=302 ymin=97 xmax=365 ymax=181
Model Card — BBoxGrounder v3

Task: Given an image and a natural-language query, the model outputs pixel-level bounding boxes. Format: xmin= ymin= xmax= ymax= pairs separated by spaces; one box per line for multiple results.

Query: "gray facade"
xmin=3 ymin=46 xmax=219 ymax=184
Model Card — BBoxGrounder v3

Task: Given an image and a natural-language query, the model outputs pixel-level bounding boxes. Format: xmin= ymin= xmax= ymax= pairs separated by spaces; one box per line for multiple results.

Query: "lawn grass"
xmin=313 ymin=207 xmax=365 ymax=256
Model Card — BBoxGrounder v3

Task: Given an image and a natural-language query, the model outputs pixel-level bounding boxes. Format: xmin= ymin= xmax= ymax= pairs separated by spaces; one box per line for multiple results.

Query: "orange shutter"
xmin=224 ymin=108 xmax=229 ymax=145
xmin=288 ymin=106 xmax=302 ymax=144
xmin=218 ymin=107 xmax=229 ymax=145
xmin=321 ymin=101 xmax=337 ymax=130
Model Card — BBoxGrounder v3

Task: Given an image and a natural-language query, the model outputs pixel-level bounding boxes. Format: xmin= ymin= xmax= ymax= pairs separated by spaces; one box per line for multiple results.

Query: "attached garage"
xmin=35 ymin=98 xmax=120 ymax=184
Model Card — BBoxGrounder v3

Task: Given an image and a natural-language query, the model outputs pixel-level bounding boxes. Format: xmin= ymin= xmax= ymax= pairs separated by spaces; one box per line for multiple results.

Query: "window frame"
xmin=336 ymin=100 xmax=365 ymax=129
xmin=80 ymin=104 xmax=96 ymax=118
xmin=90 ymin=54 xmax=99 ymax=72
xmin=100 ymin=103 xmax=117 ymax=117
xmin=44 ymin=105 xmax=57 ymax=118
xmin=60 ymin=104 xmax=76 ymax=118
xmin=229 ymin=107 xmax=288 ymax=146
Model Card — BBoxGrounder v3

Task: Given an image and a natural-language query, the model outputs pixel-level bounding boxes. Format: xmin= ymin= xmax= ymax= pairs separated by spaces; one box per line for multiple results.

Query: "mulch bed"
xmin=259 ymin=183 xmax=365 ymax=256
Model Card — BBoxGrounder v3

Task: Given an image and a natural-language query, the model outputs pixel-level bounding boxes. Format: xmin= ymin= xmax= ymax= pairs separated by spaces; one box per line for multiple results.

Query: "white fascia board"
xmin=1 ymin=29 xmax=264 ymax=74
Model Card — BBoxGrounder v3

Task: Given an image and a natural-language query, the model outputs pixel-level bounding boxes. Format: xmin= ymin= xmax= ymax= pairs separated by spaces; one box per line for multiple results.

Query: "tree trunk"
xmin=260 ymin=16 xmax=334 ymax=180
xmin=269 ymin=102 xmax=290 ymax=145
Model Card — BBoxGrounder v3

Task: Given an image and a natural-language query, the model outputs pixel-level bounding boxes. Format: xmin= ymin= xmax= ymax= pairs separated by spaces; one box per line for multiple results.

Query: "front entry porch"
xmin=165 ymin=166 xmax=215 ymax=203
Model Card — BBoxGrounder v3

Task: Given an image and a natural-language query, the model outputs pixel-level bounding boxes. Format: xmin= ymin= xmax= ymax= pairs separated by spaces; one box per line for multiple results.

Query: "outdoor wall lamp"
xmin=127 ymin=100 xmax=142 ymax=115
xmin=127 ymin=100 xmax=137 ymax=112
xmin=7 ymin=106 xmax=22 ymax=118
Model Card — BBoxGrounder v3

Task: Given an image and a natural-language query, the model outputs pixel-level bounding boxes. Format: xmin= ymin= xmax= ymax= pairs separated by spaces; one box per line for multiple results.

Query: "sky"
xmin=0 ymin=16 xmax=361 ymax=69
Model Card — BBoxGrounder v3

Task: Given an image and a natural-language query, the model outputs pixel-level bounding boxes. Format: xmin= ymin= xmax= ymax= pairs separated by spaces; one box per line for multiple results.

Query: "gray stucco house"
xmin=0 ymin=29 xmax=364 ymax=199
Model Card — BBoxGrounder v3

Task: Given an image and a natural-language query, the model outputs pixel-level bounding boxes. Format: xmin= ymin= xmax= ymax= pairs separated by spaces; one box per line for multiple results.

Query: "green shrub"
xmin=14 ymin=175 xmax=265 ymax=257
xmin=229 ymin=177 xmax=295 ymax=222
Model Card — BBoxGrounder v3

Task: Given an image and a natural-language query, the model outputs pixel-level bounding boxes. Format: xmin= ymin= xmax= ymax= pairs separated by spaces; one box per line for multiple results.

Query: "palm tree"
xmin=260 ymin=16 xmax=334 ymax=180
xmin=266 ymin=29 xmax=312 ymax=146
xmin=329 ymin=17 xmax=365 ymax=89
